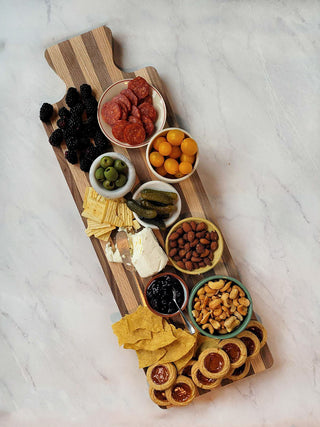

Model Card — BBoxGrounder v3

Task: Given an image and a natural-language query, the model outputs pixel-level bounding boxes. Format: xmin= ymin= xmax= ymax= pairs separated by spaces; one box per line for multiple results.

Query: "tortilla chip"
xmin=136 ymin=347 xmax=166 ymax=369
xmin=126 ymin=306 xmax=163 ymax=333
xmin=157 ymin=327 xmax=196 ymax=364
xmin=174 ymin=344 xmax=197 ymax=372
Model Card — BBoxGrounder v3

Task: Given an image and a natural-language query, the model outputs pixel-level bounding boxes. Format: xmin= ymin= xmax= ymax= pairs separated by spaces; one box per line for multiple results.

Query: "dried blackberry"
xmin=80 ymin=83 xmax=92 ymax=99
xmin=66 ymin=87 xmax=80 ymax=108
xmin=84 ymin=145 xmax=101 ymax=161
xmin=49 ymin=129 xmax=64 ymax=146
xmin=84 ymin=96 xmax=98 ymax=117
xmin=67 ymin=114 xmax=82 ymax=134
xmin=65 ymin=150 xmax=78 ymax=164
xmin=40 ymin=103 xmax=53 ymax=122
xmin=58 ymin=107 xmax=70 ymax=118
xmin=82 ymin=115 xmax=98 ymax=137
xmin=78 ymin=136 xmax=91 ymax=150
xmin=65 ymin=136 xmax=80 ymax=151
xmin=57 ymin=117 xmax=68 ymax=130
xmin=70 ymin=102 xmax=85 ymax=117
xmin=94 ymin=129 xmax=110 ymax=150
xmin=79 ymin=156 xmax=92 ymax=172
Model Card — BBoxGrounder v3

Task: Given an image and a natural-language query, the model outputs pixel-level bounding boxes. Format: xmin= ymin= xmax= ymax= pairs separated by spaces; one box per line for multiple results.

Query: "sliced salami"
xmin=123 ymin=123 xmax=146 ymax=145
xmin=128 ymin=115 xmax=143 ymax=125
xmin=131 ymin=105 xmax=141 ymax=119
xmin=141 ymin=114 xmax=155 ymax=137
xmin=140 ymin=95 xmax=152 ymax=105
xmin=112 ymin=94 xmax=131 ymax=112
xmin=115 ymin=100 xmax=128 ymax=120
xmin=138 ymin=102 xmax=157 ymax=122
xmin=121 ymin=89 xmax=138 ymax=106
xmin=101 ymin=102 xmax=121 ymax=126
xmin=128 ymin=76 xmax=150 ymax=100
xmin=112 ymin=120 xmax=129 ymax=142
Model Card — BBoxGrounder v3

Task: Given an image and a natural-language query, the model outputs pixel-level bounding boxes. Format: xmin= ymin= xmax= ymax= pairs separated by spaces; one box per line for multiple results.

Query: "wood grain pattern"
xmin=42 ymin=26 xmax=273 ymax=398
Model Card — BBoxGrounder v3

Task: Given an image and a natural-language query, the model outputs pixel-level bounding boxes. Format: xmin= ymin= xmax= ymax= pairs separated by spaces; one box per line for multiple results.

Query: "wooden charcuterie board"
xmin=42 ymin=26 xmax=273 ymax=398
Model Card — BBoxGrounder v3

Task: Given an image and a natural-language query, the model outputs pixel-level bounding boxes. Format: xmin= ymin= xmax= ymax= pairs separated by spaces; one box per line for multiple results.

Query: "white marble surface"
xmin=1 ymin=0 xmax=320 ymax=426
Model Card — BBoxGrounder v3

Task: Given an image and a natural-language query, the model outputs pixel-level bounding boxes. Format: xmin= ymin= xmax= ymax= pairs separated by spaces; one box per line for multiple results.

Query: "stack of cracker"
xmin=82 ymin=187 xmax=134 ymax=242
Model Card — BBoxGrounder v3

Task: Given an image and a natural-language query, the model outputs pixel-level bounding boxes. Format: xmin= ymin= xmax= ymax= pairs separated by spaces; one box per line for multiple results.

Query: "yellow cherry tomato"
xmin=180 ymin=153 xmax=195 ymax=164
xmin=179 ymin=161 xmax=193 ymax=175
xmin=181 ymin=138 xmax=198 ymax=156
xmin=164 ymin=158 xmax=179 ymax=175
xmin=175 ymin=172 xmax=184 ymax=179
xmin=170 ymin=145 xmax=182 ymax=159
xmin=153 ymin=136 xmax=167 ymax=151
xmin=166 ymin=129 xmax=185 ymax=146
xmin=156 ymin=165 xmax=167 ymax=176
xmin=159 ymin=141 xmax=172 ymax=157
xmin=149 ymin=151 xmax=164 ymax=168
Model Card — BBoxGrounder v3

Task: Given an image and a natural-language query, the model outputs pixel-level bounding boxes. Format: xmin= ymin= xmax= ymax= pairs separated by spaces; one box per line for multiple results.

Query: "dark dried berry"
xmin=58 ymin=107 xmax=70 ymax=118
xmin=65 ymin=136 xmax=80 ymax=151
xmin=66 ymin=87 xmax=80 ymax=108
xmin=80 ymin=83 xmax=92 ymax=99
xmin=84 ymin=96 xmax=98 ymax=117
xmin=65 ymin=150 xmax=78 ymax=164
xmin=49 ymin=128 xmax=63 ymax=146
xmin=57 ymin=117 xmax=68 ymax=130
xmin=78 ymin=136 xmax=91 ymax=150
xmin=40 ymin=103 xmax=53 ymax=122
xmin=70 ymin=102 xmax=85 ymax=117
xmin=84 ymin=145 xmax=101 ymax=161
xmin=79 ymin=156 xmax=92 ymax=172
xmin=94 ymin=129 xmax=110 ymax=150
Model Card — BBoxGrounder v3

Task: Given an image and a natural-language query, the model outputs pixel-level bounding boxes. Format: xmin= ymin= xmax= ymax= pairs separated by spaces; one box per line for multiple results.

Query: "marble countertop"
xmin=1 ymin=1 xmax=319 ymax=426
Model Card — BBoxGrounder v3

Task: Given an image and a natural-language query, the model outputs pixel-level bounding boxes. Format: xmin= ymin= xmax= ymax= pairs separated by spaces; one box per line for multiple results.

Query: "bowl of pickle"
xmin=89 ymin=152 xmax=136 ymax=199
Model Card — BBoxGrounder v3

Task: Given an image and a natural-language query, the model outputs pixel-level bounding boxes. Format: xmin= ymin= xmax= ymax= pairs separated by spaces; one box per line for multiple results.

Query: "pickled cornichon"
xmin=126 ymin=200 xmax=157 ymax=219
xmin=140 ymin=200 xmax=176 ymax=215
xmin=140 ymin=189 xmax=178 ymax=205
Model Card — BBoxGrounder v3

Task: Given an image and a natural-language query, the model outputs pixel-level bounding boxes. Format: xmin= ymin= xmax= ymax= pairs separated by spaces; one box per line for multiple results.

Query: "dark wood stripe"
xmin=58 ymin=40 xmax=86 ymax=88
xmin=81 ymin=31 xmax=114 ymax=90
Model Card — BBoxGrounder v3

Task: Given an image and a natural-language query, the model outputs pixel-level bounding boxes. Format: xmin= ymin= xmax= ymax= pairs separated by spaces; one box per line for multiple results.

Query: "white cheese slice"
xmin=130 ymin=228 xmax=168 ymax=278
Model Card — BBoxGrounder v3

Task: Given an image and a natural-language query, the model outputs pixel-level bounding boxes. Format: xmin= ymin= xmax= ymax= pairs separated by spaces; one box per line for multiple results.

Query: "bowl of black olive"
xmin=145 ymin=272 xmax=189 ymax=318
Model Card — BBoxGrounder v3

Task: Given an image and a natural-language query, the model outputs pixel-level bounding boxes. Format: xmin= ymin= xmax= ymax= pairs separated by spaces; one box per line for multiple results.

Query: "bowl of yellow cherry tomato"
xmin=146 ymin=128 xmax=199 ymax=183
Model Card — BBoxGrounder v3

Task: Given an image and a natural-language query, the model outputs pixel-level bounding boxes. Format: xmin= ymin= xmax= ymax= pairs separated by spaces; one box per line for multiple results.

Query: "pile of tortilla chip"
xmin=82 ymin=187 xmax=134 ymax=241
xmin=112 ymin=306 xmax=197 ymax=370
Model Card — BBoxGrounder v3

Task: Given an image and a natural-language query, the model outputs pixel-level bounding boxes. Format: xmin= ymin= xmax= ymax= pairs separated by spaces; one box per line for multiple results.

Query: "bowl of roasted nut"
xmin=188 ymin=276 xmax=253 ymax=339
xmin=165 ymin=217 xmax=224 ymax=275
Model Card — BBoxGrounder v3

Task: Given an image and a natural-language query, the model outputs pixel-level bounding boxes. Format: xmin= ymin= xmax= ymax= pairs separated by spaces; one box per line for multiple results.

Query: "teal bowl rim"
xmin=187 ymin=275 xmax=253 ymax=340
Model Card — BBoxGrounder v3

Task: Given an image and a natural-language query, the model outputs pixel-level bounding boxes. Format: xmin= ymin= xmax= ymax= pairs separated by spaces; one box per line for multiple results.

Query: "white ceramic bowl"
xmin=146 ymin=127 xmax=199 ymax=183
xmin=89 ymin=152 xmax=136 ymax=199
xmin=132 ymin=181 xmax=181 ymax=229
xmin=97 ymin=79 xmax=167 ymax=149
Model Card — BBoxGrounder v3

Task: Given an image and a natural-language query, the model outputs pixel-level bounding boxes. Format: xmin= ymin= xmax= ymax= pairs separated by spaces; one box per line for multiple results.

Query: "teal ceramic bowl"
xmin=187 ymin=275 xmax=253 ymax=339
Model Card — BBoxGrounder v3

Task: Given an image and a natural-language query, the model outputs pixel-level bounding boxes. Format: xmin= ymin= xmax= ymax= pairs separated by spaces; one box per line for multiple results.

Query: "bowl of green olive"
xmin=89 ymin=152 xmax=136 ymax=199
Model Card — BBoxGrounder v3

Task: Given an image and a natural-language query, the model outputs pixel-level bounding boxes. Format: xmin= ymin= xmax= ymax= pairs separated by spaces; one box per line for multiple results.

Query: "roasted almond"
xmin=187 ymin=231 xmax=195 ymax=242
xmin=182 ymin=222 xmax=192 ymax=233
xmin=169 ymin=232 xmax=179 ymax=240
xmin=169 ymin=248 xmax=178 ymax=257
xmin=196 ymin=222 xmax=207 ymax=232
xmin=190 ymin=221 xmax=197 ymax=231
xmin=200 ymin=238 xmax=210 ymax=245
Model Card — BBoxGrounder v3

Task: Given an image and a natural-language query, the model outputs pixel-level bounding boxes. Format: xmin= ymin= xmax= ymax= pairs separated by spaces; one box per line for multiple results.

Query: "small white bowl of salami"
xmin=146 ymin=128 xmax=199 ymax=183
xmin=97 ymin=77 xmax=167 ymax=149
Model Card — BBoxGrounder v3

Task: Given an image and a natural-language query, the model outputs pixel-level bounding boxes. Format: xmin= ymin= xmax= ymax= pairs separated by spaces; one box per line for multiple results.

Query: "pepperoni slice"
xmin=114 ymin=100 xmax=128 ymax=120
xmin=141 ymin=114 xmax=155 ymax=137
xmin=121 ymin=89 xmax=138 ymax=106
xmin=138 ymin=102 xmax=157 ymax=122
xmin=112 ymin=120 xmax=129 ymax=142
xmin=139 ymin=95 xmax=152 ymax=105
xmin=128 ymin=76 xmax=150 ymax=100
xmin=123 ymin=123 xmax=146 ymax=145
xmin=128 ymin=115 xmax=143 ymax=125
xmin=112 ymin=94 xmax=131 ymax=112
xmin=131 ymin=105 xmax=141 ymax=119
xmin=101 ymin=102 xmax=121 ymax=126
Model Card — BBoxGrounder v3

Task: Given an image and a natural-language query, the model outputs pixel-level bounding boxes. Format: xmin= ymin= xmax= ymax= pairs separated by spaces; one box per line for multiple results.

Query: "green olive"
xmin=103 ymin=180 xmax=115 ymax=190
xmin=95 ymin=167 xmax=105 ymax=181
xmin=114 ymin=159 xmax=128 ymax=174
xmin=100 ymin=156 xmax=114 ymax=168
xmin=104 ymin=166 xmax=118 ymax=182
xmin=115 ymin=173 xmax=127 ymax=188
